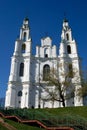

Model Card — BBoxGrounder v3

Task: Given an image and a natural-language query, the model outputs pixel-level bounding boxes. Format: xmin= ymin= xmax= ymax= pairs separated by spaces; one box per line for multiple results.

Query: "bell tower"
xmin=59 ymin=19 xmax=83 ymax=106
xmin=59 ymin=19 xmax=78 ymax=57
xmin=5 ymin=18 xmax=32 ymax=108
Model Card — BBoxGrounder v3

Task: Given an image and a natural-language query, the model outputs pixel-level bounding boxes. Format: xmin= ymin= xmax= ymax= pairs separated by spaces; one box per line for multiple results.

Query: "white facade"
xmin=5 ymin=18 xmax=83 ymax=108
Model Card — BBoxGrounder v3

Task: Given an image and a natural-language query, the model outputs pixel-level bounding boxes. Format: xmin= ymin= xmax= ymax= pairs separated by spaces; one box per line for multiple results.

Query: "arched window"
xmin=23 ymin=32 xmax=26 ymax=41
xmin=43 ymin=64 xmax=50 ymax=81
xmin=44 ymin=48 xmax=48 ymax=58
xmin=19 ymin=63 xmax=24 ymax=76
xmin=21 ymin=44 xmax=26 ymax=53
xmin=66 ymin=33 xmax=69 ymax=40
xmin=67 ymin=45 xmax=71 ymax=54
xmin=18 ymin=91 xmax=22 ymax=97
xmin=68 ymin=64 xmax=73 ymax=78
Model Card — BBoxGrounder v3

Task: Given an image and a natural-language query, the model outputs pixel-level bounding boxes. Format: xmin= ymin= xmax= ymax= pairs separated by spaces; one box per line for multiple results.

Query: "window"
xmin=44 ymin=48 xmax=48 ymax=58
xmin=19 ymin=101 xmax=21 ymax=104
xmin=19 ymin=63 xmax=24 ymax=76
xmin=45 ymin=54 xmax=48 ymax=58
xmin=18 ymin=91 xmax=22 ymax=97
xmin=68 ymin=64 xmax=73 ymax=78
xmin=43 ymin=64 xmax=50 ymax=81
xmin=67 ymin=45 xmax=71 ymax=54
xmin=23 ymin=32 xmax=26 ymax=41
xmin=66 ymin=33 xmax=69 ymax=40
xmin=21 ymin=44 xmax=26 ymax=53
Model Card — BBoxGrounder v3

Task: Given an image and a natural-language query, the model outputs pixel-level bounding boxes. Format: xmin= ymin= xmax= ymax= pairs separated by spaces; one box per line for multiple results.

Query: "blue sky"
xmin=0 ymin=0 xmax=87 ymax=98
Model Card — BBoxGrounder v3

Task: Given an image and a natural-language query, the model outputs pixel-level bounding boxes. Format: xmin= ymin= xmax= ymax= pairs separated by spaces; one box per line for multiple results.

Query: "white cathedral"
xmin=5 ymin=18 xmax=83 ymax=109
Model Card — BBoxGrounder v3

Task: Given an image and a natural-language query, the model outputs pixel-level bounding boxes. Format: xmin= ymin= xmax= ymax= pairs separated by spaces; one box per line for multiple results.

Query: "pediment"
xmin=41 ymin=37 xmax=52 ymax=47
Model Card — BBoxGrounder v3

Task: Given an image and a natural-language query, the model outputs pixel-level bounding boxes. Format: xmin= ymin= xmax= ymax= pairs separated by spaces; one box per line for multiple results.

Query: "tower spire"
xmin=20 ymin=17 xmax=30 ymax=41
xmin=22 ymin=17 xmax=29 ymax=29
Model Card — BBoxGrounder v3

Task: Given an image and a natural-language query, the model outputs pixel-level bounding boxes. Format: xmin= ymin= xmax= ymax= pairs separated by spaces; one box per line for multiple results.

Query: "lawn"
xmin=37 ymin=106 xmax=87 ymax=119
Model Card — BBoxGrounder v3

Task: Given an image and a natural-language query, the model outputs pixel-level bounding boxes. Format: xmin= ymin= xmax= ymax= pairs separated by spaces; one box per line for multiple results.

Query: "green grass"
xmin=34 ymin=106 xmax=87 ymax=119
xmin=2 ymin=106 xmax=87 ymax=119
xmin=1 ymin=106 xmax=87 ymax=122
xmin=40 ymin=106 xmax=87 ymax=119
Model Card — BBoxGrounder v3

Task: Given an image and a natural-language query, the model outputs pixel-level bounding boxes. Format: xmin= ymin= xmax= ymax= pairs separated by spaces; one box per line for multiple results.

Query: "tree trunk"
xmin=60 ymin=92 xmax=65 ymax=107
xmin=62 ymin=98 xmax=65 ymax=107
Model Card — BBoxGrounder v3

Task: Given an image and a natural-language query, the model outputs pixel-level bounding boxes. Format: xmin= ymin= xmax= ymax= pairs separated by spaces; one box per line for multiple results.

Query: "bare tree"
xmin=41 ymin=63 xmax=75 ymax=107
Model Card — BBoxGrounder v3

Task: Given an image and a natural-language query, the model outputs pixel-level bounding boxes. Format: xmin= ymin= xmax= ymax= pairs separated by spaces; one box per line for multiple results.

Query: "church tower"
xmin=59 ymin=19 xmax=83 ymax=106
xmin=5 ymin=18 xmax=32 ymax=108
